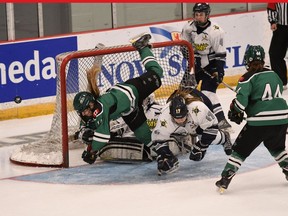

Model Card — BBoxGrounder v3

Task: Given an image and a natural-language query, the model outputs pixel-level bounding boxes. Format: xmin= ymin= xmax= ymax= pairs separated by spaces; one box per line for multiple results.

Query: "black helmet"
xmin=169 ymin=96 xmax=188 ymax=119
xmin=193 ymin=3 xmax=211 ymax=15
xmin=73 ymin=91 xmax=95 ymax=113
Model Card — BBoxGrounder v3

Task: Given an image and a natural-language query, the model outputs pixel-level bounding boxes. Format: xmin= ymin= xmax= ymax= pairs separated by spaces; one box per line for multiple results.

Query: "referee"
xmin=267 ymin=3 xmax=288 ymax=89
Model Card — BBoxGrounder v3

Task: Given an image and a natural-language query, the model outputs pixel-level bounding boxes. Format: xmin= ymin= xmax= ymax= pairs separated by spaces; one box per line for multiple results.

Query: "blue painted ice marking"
xmin=15 ymin=143 xmax=275 ymax=185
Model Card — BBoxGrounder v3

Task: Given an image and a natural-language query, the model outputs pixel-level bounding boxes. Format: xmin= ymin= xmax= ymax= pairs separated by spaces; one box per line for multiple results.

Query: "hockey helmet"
xmin=243 ymin=45 xmax=265 ymax=68
xmin=193 ymin=3 xmax=211 ymax=16
xmin=169 ymin=95 xmax=188 ymax=119
xmin=73 ymin=91 xmax=95 ymax=114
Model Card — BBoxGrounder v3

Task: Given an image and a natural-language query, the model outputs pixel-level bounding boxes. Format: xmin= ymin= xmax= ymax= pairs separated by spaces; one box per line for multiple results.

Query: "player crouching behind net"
xmin=152 ymin=89 xmax=232 ymax=175
xmin=73 ymin=33 xmax=164 ymax=164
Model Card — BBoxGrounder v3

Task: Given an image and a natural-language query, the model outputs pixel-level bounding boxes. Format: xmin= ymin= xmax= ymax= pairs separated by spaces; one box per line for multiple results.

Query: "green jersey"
xmin=234 ymin=68 xmax=288 ymax=126
xmin=84 ymin=47 xmax=164 ymax=152
xmin=87 ymin=83 xmax=139 ymax=150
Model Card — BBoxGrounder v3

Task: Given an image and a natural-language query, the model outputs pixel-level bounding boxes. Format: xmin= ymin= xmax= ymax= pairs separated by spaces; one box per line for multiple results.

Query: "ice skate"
xmin=215 ymin=170 xmax=235 ymax=194
xmin=222 ymin=130 xmax=232 ymax=155
xmin=282 ymin=166 xmax=288 ymax=181
xmin=130 ymin=33 xmax=152 ymax=50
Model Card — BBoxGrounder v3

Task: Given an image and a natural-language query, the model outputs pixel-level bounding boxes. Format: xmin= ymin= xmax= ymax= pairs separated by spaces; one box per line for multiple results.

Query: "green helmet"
xmin=73 ymin=91 xmax=95 ymax=113
xmin=244 ymin=45 xmax=265 ymax=68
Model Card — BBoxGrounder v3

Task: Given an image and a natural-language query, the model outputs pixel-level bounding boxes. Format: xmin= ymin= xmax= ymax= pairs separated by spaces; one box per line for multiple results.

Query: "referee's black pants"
xmin=269 ymin=24 xmax=288 ymax=86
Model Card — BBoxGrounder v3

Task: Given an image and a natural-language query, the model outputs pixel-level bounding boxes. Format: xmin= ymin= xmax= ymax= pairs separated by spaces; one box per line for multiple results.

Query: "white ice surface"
xmin=0 ymin=87 xmax=288 ymax=216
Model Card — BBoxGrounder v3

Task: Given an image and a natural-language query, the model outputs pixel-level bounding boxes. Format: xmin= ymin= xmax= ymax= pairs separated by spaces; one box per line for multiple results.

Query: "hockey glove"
xmin=213 ymin=72 xmax=223 ymax=85
xmin=154 ymin=142 xmax=179 ymax=173
xmin=189 ymin=141 xmax=208 ymax=161
xmin=74 ymin=130 xmax=80 ymax=140
xmin=78 ymin=127 xmax=94 ymax=145
xmin=198 ymin=68 xmax=220 ymax=84
xmin=82 ymin=148 xmax=97 ymax=164
xmin=156 ymin=153 xmax=179 ymax=173
xmin=228 ymin=100 xmax=244 ymax=125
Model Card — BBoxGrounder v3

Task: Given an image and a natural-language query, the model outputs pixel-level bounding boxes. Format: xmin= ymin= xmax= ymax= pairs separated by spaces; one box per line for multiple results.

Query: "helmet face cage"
xmin=243 ymin=45 xmax=265 ymax=69
xmin=169 ymin=96 xmax=188 ymax=119
xmin=73 ymin=91 xmax=95 ymax=115
xmin=193 ymin=3 xmax=211 ymax=16
xmin=193 ymin=3 xmax=211 ymax=27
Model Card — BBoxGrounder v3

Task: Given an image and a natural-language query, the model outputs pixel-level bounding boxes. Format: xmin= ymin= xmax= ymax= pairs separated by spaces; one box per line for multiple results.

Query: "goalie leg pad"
xmin=98 ymin=137 xmax=152 ymax=162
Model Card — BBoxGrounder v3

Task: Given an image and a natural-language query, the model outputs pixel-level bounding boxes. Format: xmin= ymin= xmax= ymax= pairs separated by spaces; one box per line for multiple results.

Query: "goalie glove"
xmin=228 ymin=99 xmax=244 ymax=125
xmin=189 ymin=141 xmax=208 ymax=161
xmin=82 ymin=146 xmax=98 ymax=164
xmin=78 ymin=127 xmax=94 ymax=145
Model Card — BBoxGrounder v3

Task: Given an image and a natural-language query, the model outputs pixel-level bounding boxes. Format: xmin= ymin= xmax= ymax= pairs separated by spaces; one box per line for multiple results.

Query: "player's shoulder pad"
xmin=240 ymin=70 xmax=256 ymax=82
xmin=158 ymin=103 xmax=170 ymax=115
xmin=188 ymin=19 xmax=193 ymax=24
xmin=187 ymin=100 xmax=208 ymax=113
xmin=210 ymin=21 xmax=224 ymax=32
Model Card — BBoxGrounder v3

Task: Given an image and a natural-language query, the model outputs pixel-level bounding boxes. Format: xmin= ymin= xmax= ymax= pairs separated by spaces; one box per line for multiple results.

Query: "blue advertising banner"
xmin=0 ymin=37 xmax=77 ymax=103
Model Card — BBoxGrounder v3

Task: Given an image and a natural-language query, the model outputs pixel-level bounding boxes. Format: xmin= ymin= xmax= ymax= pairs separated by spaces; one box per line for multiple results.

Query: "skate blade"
xmin=95 ymin=43 xmax=105 ymax=49
xmin=129 ymin=32 xmax=150 ymax=44
xmin=157 ymin=164 xmax=180 ymax=176
xmin=217 ymin=186 xmax=226 ymax=194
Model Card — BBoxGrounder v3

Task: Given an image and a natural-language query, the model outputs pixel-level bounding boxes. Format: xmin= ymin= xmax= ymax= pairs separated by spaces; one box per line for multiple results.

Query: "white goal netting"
xmin=10 ymin=40 xmax=194 ymax=167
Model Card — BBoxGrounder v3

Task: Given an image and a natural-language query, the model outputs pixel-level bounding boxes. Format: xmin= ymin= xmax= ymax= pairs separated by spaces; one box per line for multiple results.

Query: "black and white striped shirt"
xmin=267 ymin=3 xmax=288 ymax=26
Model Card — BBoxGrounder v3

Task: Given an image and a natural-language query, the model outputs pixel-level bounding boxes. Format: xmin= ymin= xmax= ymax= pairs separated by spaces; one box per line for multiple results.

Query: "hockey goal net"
xmin=10 ymin=40 xmax=194 ymax=168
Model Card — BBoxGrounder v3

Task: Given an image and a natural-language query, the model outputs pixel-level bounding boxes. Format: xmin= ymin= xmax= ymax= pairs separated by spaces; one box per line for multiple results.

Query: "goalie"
xmin=73 ymin=33 xmax=165 ymax=164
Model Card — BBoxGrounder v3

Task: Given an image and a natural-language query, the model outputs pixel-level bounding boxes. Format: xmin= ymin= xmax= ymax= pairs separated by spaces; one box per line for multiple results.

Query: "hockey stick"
xmin=200 ymin=69 xmax=248 ymax=122
xmin=221 ymin=81 xmax=236 ymax=93
xmin=201 ymin=69 xmax=236 ymax=93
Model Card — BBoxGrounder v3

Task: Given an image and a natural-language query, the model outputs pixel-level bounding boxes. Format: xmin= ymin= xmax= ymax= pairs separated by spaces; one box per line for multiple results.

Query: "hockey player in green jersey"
xmin=215 ymin=45 xmax=288 ymax=193
xmin=73 ymin=33 xmax=163 ymax=164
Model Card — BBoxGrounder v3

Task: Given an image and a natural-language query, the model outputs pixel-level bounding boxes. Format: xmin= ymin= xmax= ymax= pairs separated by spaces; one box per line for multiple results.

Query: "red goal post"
xmin=10 ymin=40 xmax=194 ymax=168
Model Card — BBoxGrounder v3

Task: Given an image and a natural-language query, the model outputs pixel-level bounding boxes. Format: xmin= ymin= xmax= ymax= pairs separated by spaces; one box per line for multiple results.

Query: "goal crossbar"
xmin=10 ymin=40 xmax=194 ymax=168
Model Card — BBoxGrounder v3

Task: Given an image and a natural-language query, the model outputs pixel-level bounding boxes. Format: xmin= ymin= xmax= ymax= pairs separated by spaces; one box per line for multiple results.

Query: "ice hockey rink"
xmin=1 ymin=87 xmax=288 ymax=216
